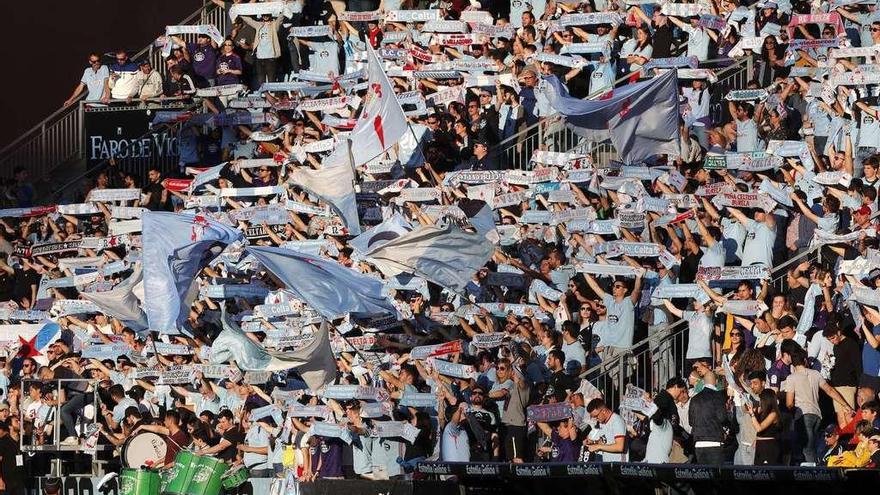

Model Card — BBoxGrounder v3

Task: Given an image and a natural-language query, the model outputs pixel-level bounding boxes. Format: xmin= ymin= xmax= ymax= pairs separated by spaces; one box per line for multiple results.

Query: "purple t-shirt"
xmin=312 ymin=437 xmax=343 ymax=478
xmin=768 ymin=358 xmax=791 ymax=390
xmin=188 ymin=42 xmax=218 ymax=81
xmin=216 ymin=53 xmax=242 ymax=86
xmin=550 ymin=431 xmax=579 ymax=463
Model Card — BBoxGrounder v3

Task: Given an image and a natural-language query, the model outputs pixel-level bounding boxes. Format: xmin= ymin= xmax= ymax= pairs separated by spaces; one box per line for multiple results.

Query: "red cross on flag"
xmin=349 ymin=44 xmax=407 ymax=167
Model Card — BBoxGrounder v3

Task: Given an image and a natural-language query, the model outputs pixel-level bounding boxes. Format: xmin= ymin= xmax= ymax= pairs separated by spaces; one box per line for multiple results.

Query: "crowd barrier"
xmin=30 ymin=464 xmax=879 ymax=495
xmin=27 ymin=477 xmax=454 ymax=495
xmin=416 ymin=461 xmax=880 ymax=494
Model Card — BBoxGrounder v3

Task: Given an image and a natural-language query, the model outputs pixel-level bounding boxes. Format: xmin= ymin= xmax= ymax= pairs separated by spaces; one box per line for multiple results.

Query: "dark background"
xmin=0 ymin=0 xmax=203 ymax=148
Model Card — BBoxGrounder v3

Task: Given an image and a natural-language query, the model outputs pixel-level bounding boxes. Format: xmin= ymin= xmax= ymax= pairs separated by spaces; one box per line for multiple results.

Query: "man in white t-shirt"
xmin=584 ymin=398 xmax=627 ymax=461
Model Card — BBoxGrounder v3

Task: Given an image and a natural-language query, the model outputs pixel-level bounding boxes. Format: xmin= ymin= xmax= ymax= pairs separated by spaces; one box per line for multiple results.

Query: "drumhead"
xmin=122 ymin=431 xmax=168 ymax=469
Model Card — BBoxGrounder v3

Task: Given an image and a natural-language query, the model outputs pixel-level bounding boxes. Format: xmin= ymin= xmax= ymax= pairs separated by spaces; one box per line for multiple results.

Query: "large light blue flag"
xmin=349 ymin=211 xmax=413 ymax=255
xmin=211 ymin=306 xmax=337 ymax=391
xmin=246 ymin=245 xmax=396 ymax=319
xmin=365 ymin=222 xmax=496 ymax=293
xmin=79 ymin=263 xmax=148 ymax=331
xmin=543 ymin=70 xmax=680 ymax=164
xmin=142 ymin=212 xmax=244 ymax=333
xmin=290 ymin=143 xmax=361 ymax=235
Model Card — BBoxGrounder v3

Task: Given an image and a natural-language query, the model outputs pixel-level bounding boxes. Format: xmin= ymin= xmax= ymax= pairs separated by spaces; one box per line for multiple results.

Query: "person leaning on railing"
xmin=63 ymin=52 xmax=110 ymax=107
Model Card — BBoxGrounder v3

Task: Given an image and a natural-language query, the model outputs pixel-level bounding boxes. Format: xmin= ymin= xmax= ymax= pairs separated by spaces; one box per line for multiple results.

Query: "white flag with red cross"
xmin=349 ymin=44 xmax=408 ymax=166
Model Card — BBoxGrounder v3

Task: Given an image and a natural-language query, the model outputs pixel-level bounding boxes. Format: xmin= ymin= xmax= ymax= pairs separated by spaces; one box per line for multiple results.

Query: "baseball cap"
xmin=856 ymin=205 xmax=871 ymax=217
xmin=0 ymin=403 xmax=9 ymax=411
xmin=824 ymin=424 xmax=840 ymax=436
xmin=138 ymin=59 xmax=151 ymax=67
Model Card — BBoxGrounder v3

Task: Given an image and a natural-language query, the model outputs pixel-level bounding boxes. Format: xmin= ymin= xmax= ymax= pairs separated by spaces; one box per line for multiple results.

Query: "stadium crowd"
xmin=5 ymin=0 xmax=880 ymax=493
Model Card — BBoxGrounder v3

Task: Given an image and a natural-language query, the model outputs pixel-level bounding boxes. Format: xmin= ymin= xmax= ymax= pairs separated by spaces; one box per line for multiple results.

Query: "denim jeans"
xmin=60 ymin=392 xmax=88 ymax=438
xmin=793 ymin=413 xmax=821 ymax=464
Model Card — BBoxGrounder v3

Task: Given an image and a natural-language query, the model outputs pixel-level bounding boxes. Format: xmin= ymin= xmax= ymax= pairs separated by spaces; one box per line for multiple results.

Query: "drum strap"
xmin=164 ymin=431 xmax=187 ymax=452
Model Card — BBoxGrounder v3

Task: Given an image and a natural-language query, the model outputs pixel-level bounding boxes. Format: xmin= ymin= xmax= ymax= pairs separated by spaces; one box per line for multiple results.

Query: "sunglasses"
xmin=471 ymin=391 xmax=484 ymax=396
xmin=872 ymin=28 xmax=880 ymax=32
xmin=730 ymin=332 xmax=743 ymax=337
xmin=89 ymin=59 xmax=100 ymax=64
xmin=497 ymin=367 xmax=508 ymax=371
xmin=258 ymin=168 xmax=270 ymax=172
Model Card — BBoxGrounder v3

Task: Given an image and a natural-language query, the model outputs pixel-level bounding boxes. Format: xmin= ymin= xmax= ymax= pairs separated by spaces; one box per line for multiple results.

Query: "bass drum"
xmin=122 ymin=431 xmax=169 ymax=469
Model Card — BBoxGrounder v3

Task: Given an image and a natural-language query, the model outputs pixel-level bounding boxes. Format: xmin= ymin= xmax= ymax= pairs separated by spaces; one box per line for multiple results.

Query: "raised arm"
xmin=584 ymin=273 xmax=608 ymax=299
xmin=662 ymin=299 xmax=684 ymax=319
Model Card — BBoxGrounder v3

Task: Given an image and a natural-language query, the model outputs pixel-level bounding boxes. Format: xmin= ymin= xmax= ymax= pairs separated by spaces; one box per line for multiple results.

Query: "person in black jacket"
xmin=688 ymin=376 xmax=729 ymax=465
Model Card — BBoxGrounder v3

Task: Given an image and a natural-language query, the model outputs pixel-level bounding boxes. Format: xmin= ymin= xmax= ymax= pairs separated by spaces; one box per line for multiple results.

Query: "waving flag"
xmin=142 ymin=212 xmax=244 ymax=333
xmin=212 ymin=307 xmax=337 ymax=391
xmin=543 ymin=70 xmax=680 ymax=164
xmin=79 ymin=264 xmax=148 ymax=331
xmin=0 ymin=322 xmax=61 ymax=365
xmin=289 ymin=144 xmax=362 ymax=235
xmin=246 ymin=245 xmax=397 ymax=319
xmin=348 ymin=43 xmax=407 ymax=166
xmin=349 ymin=211 xmax=413 ymax=255
xmin=365 ymin=222 xmax=495 ymax=293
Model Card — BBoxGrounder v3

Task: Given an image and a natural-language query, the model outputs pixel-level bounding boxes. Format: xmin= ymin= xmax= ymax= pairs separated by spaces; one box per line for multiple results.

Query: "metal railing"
xmin=0 ymin=1 xmax=223 ymax=181
xmin=21 ymin=378 xmax=102 ymax=451
xmin=498 ymin=56 xmax=754 ymax=171
xmin=584 ymin=245 xmax=820 ymax=412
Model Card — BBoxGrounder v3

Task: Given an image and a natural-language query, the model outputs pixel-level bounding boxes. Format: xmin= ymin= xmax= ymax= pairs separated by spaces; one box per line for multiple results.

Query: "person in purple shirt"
xmin=537 ymin=418 xmax=580 ymax=462
xmin=310 ymin=435 xmax=343 ymax=479
xmin=171 ymin=33 xmax=218 ymax=87
xmin=215 ymin=39 xmax=243 ymax=86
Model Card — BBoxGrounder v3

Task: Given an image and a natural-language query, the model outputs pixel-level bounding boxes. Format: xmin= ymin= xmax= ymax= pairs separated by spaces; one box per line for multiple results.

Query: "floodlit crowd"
xmin=5 ymin=0 xmax=880 ymax=493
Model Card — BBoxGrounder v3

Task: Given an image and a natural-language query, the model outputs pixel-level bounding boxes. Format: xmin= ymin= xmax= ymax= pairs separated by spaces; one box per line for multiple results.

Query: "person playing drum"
xmin=132 ymin=410 xmax=191 ymax=470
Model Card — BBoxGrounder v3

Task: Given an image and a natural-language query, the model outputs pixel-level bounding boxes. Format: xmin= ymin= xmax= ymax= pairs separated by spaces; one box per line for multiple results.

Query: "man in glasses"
xmin=584 ymin=398 xmax=627 ymax=461
xmin=463 ymin=385 xmax=499 ymax=461
xmin=820 ymin=424 xmax=845 ymax=465
xmin=584 ymin=273 xmax=643 ymax=360
xmin=17 ymin=357 xmax=38 ymax=384
xmin=103 ymin=49 xmax=140 ymax=103
xmin=64 ymin=52 xmax=110 ymax=106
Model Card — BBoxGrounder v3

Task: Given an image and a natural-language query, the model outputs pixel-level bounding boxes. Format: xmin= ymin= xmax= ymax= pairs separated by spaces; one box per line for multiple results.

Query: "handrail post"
xmin=78 ymin=101 xmax=85 ymax=160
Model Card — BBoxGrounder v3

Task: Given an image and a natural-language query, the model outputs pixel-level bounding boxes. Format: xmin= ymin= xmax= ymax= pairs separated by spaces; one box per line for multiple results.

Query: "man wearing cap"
xmin=456 ymin=138 xmax=498 ymax=171
xmin=852 ymin=204 xmax=875 ymax=230
xmin=821 ymin=424 xmax=845 ymax=465
xmin=128 ymin=59 xmax=164 ymax=103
